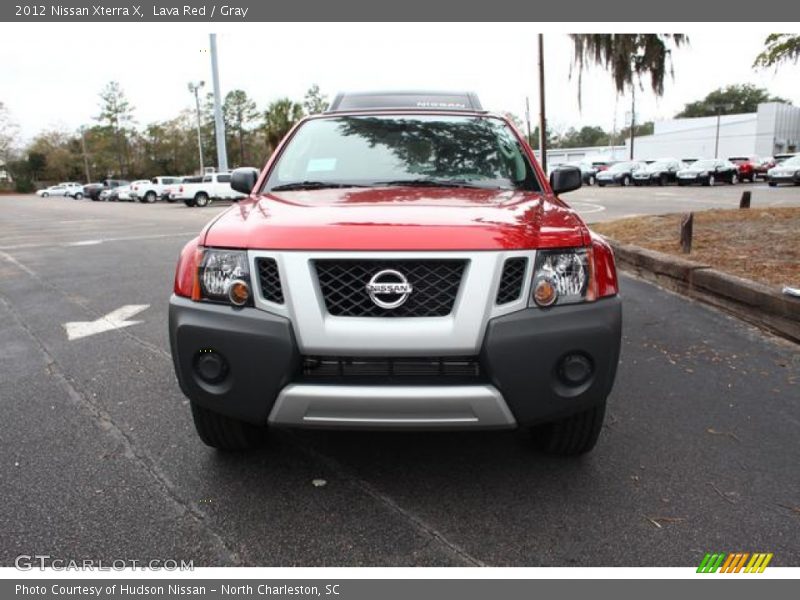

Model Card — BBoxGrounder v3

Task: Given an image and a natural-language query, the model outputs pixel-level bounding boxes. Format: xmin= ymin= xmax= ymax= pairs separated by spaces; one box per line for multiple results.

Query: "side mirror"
xmin=550 ymin=166 xmax=582 ymax=194
xmin=231 ymin=167 xmax=260 ymax=195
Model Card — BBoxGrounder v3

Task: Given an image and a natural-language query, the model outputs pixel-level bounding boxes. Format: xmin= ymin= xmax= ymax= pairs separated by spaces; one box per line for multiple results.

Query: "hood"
xmin=202 ymin=187 xmax=588 ymax=251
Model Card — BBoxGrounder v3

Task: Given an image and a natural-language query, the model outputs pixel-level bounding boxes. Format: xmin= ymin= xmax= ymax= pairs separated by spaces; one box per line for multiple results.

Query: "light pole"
xmin=209 ymin=33 xmax=228 ymax=173
xmin=713 ymin=103 xmax=734 ymax=158
xmin=188 ymin=81 xmax=205 ymax=175
xmin=79 ymin=126 xmax=91 ymax=183
xmin=537 ymin=34 xmax=547 ymax=173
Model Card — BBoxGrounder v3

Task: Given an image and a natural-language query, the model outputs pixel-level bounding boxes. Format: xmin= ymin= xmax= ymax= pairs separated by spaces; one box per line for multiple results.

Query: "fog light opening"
xmin=557 ymin=353 xmax=593 ymax=387
xmin=193 ymin=350 xmax=229 ymax=384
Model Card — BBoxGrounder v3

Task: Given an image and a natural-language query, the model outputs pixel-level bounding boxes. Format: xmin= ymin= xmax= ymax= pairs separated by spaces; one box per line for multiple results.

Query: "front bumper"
xmin=767 ymin=173 xmax=800 ymax=184
xmin=169 ymin=295 xmax=622 ymax=430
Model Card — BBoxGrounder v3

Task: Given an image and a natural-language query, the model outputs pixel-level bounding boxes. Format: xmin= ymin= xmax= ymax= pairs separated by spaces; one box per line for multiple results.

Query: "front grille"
xmin=301 ymin=356 xmax=482 ymax=380
xmin=314 ymin=259 xmax=466 ymax=317
xmin=496 ymin=257 xmax=527 ymax=304
xmin=256 ymin=258 xmax=284 ymax=304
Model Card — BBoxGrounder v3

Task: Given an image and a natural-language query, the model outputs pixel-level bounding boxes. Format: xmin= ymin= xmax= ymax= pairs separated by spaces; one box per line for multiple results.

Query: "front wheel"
xmin=705 ymin=175 xmax=716 ymax=187
xmin=622 ymin=175 xmax=631 ymax=187
xmin=42 ymin=192 xmax=49 ymax=197
xmin=190 ymin=402 xmax=267 ymax=451
xmin=768 ymin=181 xmax=777 ymax=187
xmin=587 ymin=175 xmax=596 ymax=186
xmin=194 ymin=192 xmax=210 ymax=208
xmin=730 ymin=173 xmax=739 ymax=185
xmin=531 ymin=402 xmax=606 ymax=456
xmin=144 ymin=191 xmax=157 ymax=204
xmin=74 ymin=192 xmax=83 ymax=200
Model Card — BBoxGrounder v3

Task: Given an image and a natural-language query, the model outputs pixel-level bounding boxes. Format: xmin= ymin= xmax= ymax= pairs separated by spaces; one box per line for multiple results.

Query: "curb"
xmin=606 ymin=239 xmax=800 ymax=344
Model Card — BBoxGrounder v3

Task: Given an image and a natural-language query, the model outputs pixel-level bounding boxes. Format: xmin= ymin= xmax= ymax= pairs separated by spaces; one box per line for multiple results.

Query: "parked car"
xmin=168 ymin=90 xmax=621 ymax=455
xmin=552 ymin=161 xmax=598 ymax=186
xmin=677 ymin=159 xmax=740 ymax=186
xmin=115 ymin=180 xmax=149 ymax=202
xmin=773 ymin=153 xmax=798 ymax=165
xmin=632 ymin=158 xmax=684 ymax=186
xmin=595 ymin=161 xmax=647 ymax=186
xmin=169 ymin=172 xmax=247 ymax=207
xmin=83 ymin=179 xmax=129 ymax=201
xmin=728 ymin=156 xmax=761 ymax=182
xmin=766 ymin=154 xmax=800 ymax=186
xmin=36 ymin=185 xmax=70 ymax=197
xmin=163 ymin=176 xmax=202 ymax=203
xmin=130 ymin=176 xmax=183 ymax=203
xmin=590 ymin=160 xmax=615 ymax=172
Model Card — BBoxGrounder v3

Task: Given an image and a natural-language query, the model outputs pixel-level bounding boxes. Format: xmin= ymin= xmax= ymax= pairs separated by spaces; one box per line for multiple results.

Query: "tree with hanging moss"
xmin=569 ymin=34 xmax=688 ymax=105
xmin=754 ymin=34 xmax=800 ymax=68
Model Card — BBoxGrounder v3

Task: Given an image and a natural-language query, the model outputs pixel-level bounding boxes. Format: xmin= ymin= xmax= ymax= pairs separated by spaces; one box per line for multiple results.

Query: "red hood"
xmin=201 ymin=187 xmax=588 ymax=251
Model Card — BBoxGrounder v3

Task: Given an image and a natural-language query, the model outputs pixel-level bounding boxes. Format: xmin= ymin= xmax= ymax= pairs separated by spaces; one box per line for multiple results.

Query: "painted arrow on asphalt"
xmin=64 ymin=304 xmax=149 ymax=341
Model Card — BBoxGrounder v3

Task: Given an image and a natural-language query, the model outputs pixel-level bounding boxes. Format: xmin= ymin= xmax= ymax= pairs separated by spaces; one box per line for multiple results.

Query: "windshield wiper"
xmin=269 ymin=181 xmax=367 ymax=191
xmin=374 ymin=178 xmax=500 ymax=189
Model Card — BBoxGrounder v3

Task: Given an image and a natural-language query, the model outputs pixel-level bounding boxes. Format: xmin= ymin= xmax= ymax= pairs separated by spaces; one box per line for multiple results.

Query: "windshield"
xmin=607 ymin=161 xmax=638 ymax=173
xmin=648 ymin=160 xmax=673 ymax=170
xmin=264 ymin=115 xmax=541 ymax=192
xmin=690 ymin=160 xmax=718 ymax=169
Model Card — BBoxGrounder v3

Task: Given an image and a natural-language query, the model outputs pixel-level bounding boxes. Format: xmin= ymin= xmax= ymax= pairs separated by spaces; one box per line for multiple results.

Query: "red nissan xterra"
xmin=169 ymin=91 xmax=622 ymax=456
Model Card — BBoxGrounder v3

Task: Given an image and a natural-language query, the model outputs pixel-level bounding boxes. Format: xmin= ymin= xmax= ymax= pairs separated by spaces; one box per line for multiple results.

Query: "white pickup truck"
xmin=169 ymin=172 xmax=247 ymax=207
xmin=130 ymin=176 xmax=183 ymax=203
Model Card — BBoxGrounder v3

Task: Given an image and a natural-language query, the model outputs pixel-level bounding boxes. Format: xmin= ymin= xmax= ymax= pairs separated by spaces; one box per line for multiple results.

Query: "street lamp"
xmin=188 ymin=81 xmax=205 ymax=175
xmin=713 ymin=103 xmax=734 ymax=158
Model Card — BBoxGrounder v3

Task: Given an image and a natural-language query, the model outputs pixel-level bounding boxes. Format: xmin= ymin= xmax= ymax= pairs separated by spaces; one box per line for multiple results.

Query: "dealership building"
xmin=542 ymin=102 xmax=800 ymax=167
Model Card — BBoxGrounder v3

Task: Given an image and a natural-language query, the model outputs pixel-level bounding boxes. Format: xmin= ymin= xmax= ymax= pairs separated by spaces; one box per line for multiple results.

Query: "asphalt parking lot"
xmin=1 ymin=193 xmax=798 ymax=567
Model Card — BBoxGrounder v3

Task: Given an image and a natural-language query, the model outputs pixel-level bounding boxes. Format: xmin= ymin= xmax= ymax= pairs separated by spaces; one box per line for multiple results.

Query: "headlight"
xmin=198 ymin=249 xmax=252 ymax=305
xmin=530 ymin=249 xmax=590 ymax=307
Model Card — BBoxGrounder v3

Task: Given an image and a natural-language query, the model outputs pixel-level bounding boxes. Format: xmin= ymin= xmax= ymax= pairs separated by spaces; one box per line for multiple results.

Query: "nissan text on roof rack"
xmin=169 ymin=91 xmax=622 ymax=456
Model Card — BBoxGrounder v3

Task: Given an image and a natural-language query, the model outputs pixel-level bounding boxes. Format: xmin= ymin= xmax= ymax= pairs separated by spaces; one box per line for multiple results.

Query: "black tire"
xmin=194 ymin=192 xmax=210 ymax=207
xmin=144 ymin=191 xmax=157 ymax=204
xmin=598 ymin=182 xmax=606 ymax=187
xmin=587 ymin=175 xmax=596 ymax=186
xmin=704 ymin=175 xmax=715 ymax=187
xmin=531 ymin=402 xmax=606 ymax=456
xmin=183 ymin=198 xmax=197 ymax=207
xmin=622 ymin=175 xmax=631 ymax=187
xmin=659 ymin=174 xmax=668 ymax=186
xmin=42 ymin=192 xmax=49 ymax=197
xmin=74 ymin=193 xmax=83 ymax=200
xmin=730 ymin=173 xmax=739 ymax=185
xmin=190 ymin=402 xmax=266 ymax=451
xmin=768 ymin=181 xmax=777 ymax=187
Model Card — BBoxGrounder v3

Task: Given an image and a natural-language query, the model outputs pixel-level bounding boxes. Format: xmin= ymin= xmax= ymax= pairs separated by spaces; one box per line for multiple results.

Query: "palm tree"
xmin=754 ymin=34 xmax=800 ymax=68
xmin=569 ymin=34 xmax=688 ymax=105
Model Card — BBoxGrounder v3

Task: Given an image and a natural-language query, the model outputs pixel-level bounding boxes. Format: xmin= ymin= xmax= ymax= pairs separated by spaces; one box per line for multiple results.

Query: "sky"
xmin=1 ymin=23 xmax=799 ymax=142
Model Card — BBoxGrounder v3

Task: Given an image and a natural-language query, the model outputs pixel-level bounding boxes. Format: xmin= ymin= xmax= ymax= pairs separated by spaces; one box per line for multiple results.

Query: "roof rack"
xmin=326 ymin=91 xmax=484 ymax=113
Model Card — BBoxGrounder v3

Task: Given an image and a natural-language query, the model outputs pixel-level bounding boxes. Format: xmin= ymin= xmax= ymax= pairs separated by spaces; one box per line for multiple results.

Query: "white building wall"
xmin=628 ymin=102 xmax=800 ymax=161
xmin=629 ymin=113 xmax=758 ymax=160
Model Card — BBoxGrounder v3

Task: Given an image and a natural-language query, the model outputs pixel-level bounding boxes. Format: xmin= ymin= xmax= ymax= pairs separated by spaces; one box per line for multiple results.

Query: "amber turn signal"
xmin=227 ymin=279 xmax=251 ymax=306
xmin=533 ymin=276 xmax=558 ymax=307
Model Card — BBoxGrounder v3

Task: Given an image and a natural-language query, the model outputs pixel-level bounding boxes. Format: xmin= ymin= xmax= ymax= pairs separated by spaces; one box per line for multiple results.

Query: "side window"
xmin=151 ymin=178 xmax=158 ymax=184
xmin=217 ymin=174 xmax=231 ymax=183
xmin=203 ymin=176 xmax=212 ymax=183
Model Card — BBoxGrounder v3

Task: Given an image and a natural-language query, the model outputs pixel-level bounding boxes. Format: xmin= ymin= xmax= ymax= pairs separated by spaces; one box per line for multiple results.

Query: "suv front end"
xmin=168 ymin=93 xmax=622 ymax=456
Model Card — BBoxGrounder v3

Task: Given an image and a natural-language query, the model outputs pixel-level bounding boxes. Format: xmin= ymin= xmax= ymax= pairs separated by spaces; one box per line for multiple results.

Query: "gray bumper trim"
xmin=268 ymin=384 xmax=516 ymax=430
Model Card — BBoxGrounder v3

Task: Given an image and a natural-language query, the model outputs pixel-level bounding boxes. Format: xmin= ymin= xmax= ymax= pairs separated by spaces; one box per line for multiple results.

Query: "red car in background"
xmin=728 ymin=156 xmax=761 ymax=182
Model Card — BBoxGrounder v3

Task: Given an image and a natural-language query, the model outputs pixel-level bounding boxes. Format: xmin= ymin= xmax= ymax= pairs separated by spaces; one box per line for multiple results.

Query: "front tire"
xmin=144 ymin=191 xmax=157 ymax=204
xmin=587 ymin=175 xmax=596 ymax=186
xmin=731 ymin=173 xmax=739 ymax=185
xmin=531 ymin=402 xmax=606 ymax=456
xmin=194 ymin=192 xmax=210 ymax=207
xmin=42 ymin=192 xmax=49 ymax=197
xmin=622 ymin=175 xmax=631 ymax=187
xmin=705 ymin=175 xmax=715 ymax=187
xmin=190 ymin=402 xmax=266 ymax=451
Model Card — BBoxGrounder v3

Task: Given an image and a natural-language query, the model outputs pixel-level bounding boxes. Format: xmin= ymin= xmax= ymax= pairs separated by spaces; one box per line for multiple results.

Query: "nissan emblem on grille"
xmin=365 ymin=269 xmax=414 ymax=309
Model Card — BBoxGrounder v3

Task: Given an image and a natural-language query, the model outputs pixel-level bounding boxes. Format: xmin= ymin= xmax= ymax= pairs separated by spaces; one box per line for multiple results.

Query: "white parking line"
xmin=568 ymin=201 xmax=606 ymax=214
xmin=0 ymin=231 xmax=198 ymax=251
